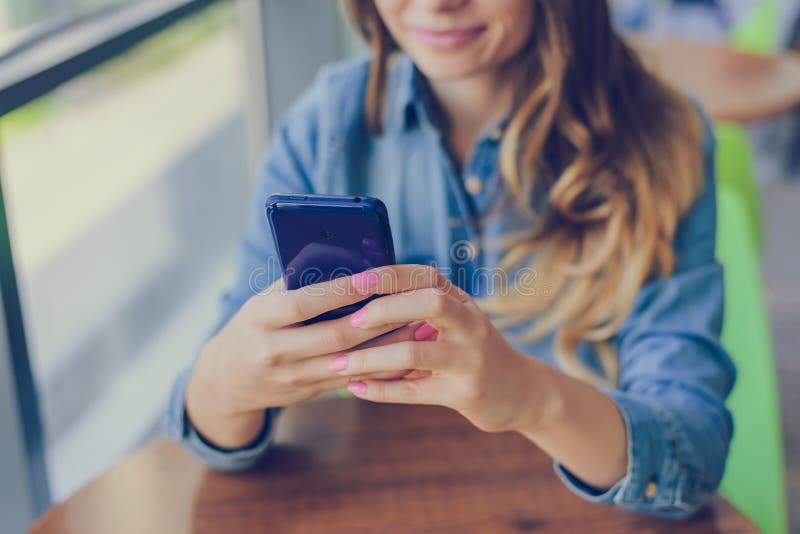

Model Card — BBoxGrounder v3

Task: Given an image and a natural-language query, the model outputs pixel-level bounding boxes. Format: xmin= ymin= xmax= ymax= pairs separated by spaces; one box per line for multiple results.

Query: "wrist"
xmin=185 ymin=355 xmax=266 ymax=449
xmin=511 ymin=356 xmax=566 ymax=436
xmin=189 ymin=349 xmax=241 ymax=417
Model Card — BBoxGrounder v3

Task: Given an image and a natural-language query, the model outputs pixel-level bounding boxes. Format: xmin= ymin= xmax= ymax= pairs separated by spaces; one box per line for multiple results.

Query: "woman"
xmin=165 ymin=0 xmax=735 ymax=517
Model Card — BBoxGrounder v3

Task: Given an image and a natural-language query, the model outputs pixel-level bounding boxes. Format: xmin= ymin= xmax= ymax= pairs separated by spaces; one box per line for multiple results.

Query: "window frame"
xmin=0 ymin=0 xmax=221 ymax=116
xmin=0 ymin=0 xmax=345 ymax=525
xmin=0 ymin=0 xmax=223 ymax=525
xmin=0 ymin=172 xmax=49 ymax=531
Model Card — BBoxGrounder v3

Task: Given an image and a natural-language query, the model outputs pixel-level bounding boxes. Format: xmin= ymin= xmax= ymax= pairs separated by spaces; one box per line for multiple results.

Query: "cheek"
xmin=500 ymin=19 xmax=532 ymax=58
xmin=373 ymin=0 xmax=405 ymax=32
xmin=486 ymin=0 xmax=533 ymax=21
xmin=483 ymin=1 xmax=534 ymax=56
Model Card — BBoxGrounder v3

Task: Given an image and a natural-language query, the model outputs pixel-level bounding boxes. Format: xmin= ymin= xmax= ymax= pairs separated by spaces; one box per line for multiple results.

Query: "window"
xmin=0 ymin=0 xmax=144 ymax=56
xmin=2 ymin=1 xmax=348 ymax=528
xmin=0 ymin=0 xmax=249 ymax=500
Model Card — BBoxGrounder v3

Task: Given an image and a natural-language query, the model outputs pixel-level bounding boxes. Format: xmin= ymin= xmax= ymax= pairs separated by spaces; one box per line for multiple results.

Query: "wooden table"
xmin=29 ymin=398 xmax=757 ymax=533
xmin=631 ymin=35 xmax=800 ymax=122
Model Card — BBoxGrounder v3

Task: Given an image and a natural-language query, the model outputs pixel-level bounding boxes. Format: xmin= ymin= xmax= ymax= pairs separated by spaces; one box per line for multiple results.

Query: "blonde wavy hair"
xmin=343 ymin=0 xmax=704 ymax=386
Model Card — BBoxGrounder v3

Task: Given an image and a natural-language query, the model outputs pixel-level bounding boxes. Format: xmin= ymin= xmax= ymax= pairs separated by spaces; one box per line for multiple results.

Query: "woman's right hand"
xmin=184 ymin=274 xmax=412 ymax=449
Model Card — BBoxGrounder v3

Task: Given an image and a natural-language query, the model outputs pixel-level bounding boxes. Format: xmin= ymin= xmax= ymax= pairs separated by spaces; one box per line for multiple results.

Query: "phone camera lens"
xmin=321 ymin=229 xmax=333 ymax=239
xmin=354 ymin=197 xmax=362 ymax=203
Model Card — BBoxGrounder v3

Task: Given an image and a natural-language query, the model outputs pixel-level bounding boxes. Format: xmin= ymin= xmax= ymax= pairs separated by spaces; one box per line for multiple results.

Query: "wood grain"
xmin=29 ymin=398 xmax=758 ymax=533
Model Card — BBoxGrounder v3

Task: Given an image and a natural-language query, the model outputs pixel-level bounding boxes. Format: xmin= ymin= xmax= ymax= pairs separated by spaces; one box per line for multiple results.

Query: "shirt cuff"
xmin=163 ymin=367 xmax=278 ymax=472
xmin=553 ymin=387 xmax=712 ymax=517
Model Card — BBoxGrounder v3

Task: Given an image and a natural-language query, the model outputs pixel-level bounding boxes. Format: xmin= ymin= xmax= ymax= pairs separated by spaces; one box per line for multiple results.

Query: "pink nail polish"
xmin=350 ymin=308 xmax=367 ymax=327
xmin=352 ymin=271 xmax=379 ymax=294
xmin=414 ymin=322 xmax=438 ymax=341
xmin=348 ymin=381 xmax=367 ymax=395
xmin=328 ymin=355 xmax=349 ymax=372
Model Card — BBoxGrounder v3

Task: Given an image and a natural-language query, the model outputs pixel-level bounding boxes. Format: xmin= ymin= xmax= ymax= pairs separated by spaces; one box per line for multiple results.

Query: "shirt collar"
xmin=388 ymin=53 xmax=429 ymax=132
xmin=387 ymin=53 xmax=509 ymax=140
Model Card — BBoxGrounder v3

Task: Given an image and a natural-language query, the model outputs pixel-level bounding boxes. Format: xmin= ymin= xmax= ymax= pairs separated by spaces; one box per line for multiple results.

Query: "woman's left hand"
xmin=329 ymin=265 xmax=553 ymax=434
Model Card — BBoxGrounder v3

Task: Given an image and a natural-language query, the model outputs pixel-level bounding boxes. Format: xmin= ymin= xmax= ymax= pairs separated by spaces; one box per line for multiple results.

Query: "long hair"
xmin=342 ymin=0 xmax=704 ymax=386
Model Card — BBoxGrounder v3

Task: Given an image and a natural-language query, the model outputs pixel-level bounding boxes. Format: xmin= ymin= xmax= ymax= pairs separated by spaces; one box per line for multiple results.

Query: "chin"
xmin=410 ymin=55 xmax=486 ymax=82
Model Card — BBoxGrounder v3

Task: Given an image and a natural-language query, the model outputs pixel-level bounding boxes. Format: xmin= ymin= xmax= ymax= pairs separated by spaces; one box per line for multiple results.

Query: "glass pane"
xmin=0 ymin=0 xmax=144 ymax=55
xmin=0 ymin=1 xmax=249 ymax=500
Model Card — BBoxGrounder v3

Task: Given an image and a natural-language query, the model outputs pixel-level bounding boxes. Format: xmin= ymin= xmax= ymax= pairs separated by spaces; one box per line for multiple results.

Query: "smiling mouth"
xmin=409 ymin=26 xmax=486 ymax=50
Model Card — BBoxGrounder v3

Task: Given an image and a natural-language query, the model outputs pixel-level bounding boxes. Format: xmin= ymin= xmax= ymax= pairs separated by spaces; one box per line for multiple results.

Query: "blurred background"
xmin=0 ymin=1 xmax=798 ymax=533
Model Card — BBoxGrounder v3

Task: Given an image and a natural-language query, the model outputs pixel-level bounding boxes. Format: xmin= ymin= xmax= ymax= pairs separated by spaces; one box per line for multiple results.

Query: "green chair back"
xmin=715 ymin=0 xmax=780 ymax=249
xmin=716 ymin=184 xmax=787 ymax=534
xmin=714 ymin=123 xmax=763 ymax=248
xmin=729 ymin=0 xmax=780 ymax=54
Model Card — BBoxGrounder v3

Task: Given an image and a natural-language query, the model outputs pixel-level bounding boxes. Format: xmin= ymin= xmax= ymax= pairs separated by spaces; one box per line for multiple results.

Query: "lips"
xmin=409 ymin=26 xmax=485 ymax=50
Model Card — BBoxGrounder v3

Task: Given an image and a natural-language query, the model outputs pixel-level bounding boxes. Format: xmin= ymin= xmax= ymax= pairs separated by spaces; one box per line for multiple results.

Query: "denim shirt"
xmin=164 ymin=53 xmax=735 ymax=518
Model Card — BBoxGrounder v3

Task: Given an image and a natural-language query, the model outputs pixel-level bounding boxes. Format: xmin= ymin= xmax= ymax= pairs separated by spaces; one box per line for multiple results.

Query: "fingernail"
xmin=350 ymin=308 xmax=367 ymax=327
xmin=328 ymin=355 xmax=349 ymax=372
xmin=414 ymin=322 xmax=438 ymax=341
xmin=352 ymin=271 xmax=379 ymax=294
xmin=348 ymin=381 xmax=367 ymax=395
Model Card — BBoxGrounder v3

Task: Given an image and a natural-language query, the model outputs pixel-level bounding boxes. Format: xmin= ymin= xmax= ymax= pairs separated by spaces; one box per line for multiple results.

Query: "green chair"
xmin=729 ymin=0 xmax=780 ymax=54
xmin=716 ymin=184 xmax=787 ymax=534
xmin=714 ymin=0 xmax=781 ymax=249
xmin=714 ymin=123 xmax=762 ymax=247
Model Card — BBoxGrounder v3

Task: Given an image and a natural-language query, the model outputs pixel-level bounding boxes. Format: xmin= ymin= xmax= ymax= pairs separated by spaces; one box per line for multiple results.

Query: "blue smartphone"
xmin=266 ymin=194 xmax=396 ymax=323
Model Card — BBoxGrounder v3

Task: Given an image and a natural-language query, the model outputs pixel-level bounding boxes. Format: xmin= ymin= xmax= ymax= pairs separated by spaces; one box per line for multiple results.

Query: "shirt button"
xmin=465 ymin=176 xmax=483 ymax=195
xmin=644 ymin=481 xmax=658 ymax=499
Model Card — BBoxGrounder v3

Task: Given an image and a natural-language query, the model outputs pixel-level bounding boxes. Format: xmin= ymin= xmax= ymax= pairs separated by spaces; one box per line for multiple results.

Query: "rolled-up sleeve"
xmin=162 ymin=75 xmax=322 ymax=471
xmin=163 ymin=368 xmax=282 ymax=472
xmin=556 ymin=123 xmax=736 ymax=516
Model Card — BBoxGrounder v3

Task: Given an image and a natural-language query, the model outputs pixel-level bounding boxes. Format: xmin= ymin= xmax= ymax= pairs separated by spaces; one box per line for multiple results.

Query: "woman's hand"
xmin=330 ymin=265 xmax=628 ymax=489
xmin=328 ymin=265 xmax=557 ymax=434
xmin=185 ymin=275 xmax=418 ymax=449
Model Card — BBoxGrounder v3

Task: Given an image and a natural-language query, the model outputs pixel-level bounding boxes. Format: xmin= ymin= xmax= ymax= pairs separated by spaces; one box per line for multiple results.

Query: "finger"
xmin=351 ymin=369 xmax=417 ymax=381
xmin=276 ymin=318 xmax=420 ymax=362
xmin=351 ymin=265 xmax=470 ymax=302
xmin=331 ymin=341 xmax=451 ymax=377
xmin=314 ymin=323 xmax=426 ymax=380
xmin=350 ymin=288 xmax=473 ymax=331
xmin=346 ymin=377 xmax=445 ymax=405
xmin=403 ymin=370 xmax=433 ymax=380
xmin=272 ymin=323 xmax=422 ymax=380
xmin=250 ymin=275 xmax=372 ymax=327
xmin=351 ymin=321 xmax=421 ymax=349
xmin=274 ymin=315 xmax=405 ymax=360
xmin=334 ymin=324 xmax=424 ymax=380
xmin=281 ymin=358 xmax=415 ymax=390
